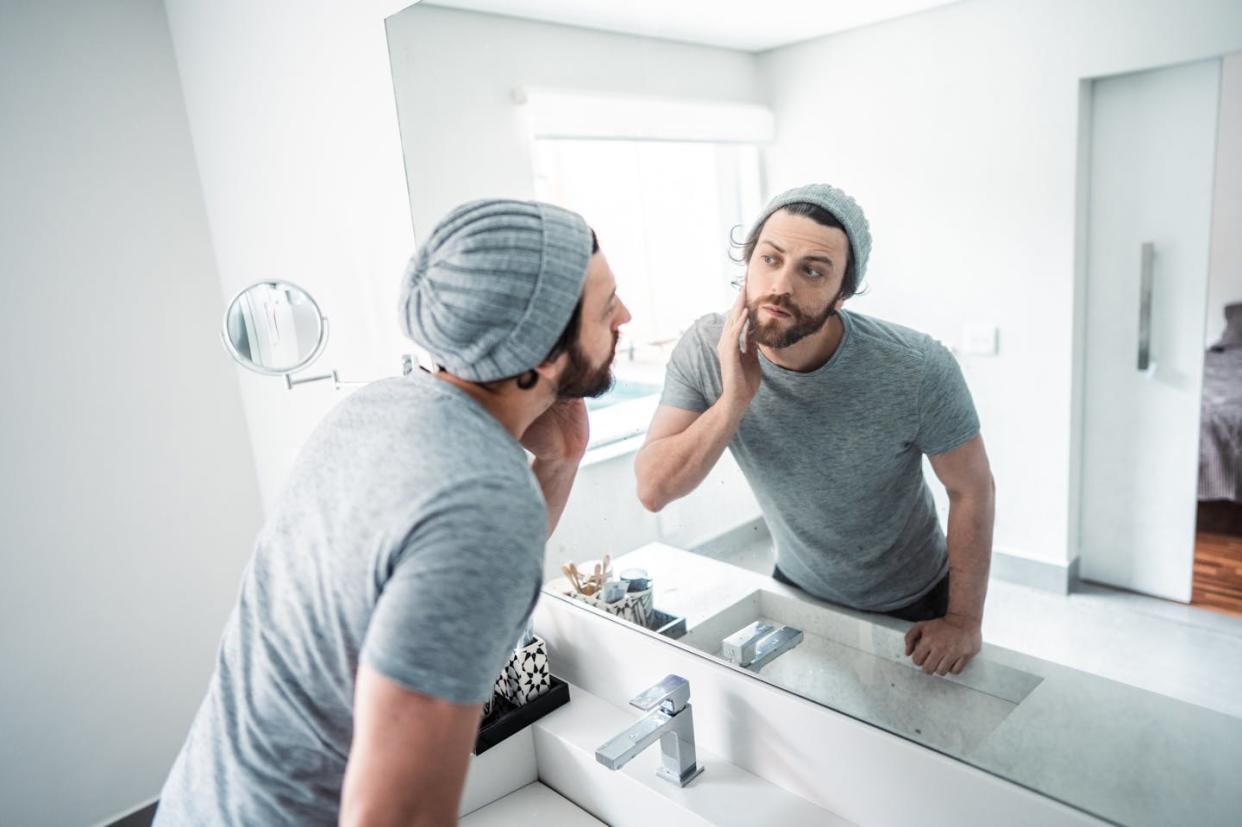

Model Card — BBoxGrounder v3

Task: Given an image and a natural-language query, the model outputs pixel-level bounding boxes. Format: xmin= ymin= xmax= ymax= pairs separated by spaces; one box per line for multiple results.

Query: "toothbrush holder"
xmin=565 ymin=586 xmax=654 ymax=628
xmin=493 ymin=633 xmax=552 ymax=707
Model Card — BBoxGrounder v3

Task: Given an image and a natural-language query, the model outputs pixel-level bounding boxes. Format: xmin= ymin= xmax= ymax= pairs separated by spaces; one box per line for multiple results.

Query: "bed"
xmin=1200 ymin=303 xmax=1242 ymax=505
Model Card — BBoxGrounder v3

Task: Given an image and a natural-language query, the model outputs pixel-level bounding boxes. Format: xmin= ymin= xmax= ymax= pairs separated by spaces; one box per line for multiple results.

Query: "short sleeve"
xmin=659 ymin=325 xmax=712 ymax=413
xmin=915 ymin=341 xmax=980 ymax=456
xmin=361 ymin=478 xmax=546 ymax=705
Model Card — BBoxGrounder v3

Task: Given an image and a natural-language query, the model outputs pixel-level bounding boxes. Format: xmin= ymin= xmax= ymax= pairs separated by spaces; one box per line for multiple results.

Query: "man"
xmin=155 ymin=199 xmax=630 ymax=825
xmin=635 ymin=183 xmax=994 ymax=677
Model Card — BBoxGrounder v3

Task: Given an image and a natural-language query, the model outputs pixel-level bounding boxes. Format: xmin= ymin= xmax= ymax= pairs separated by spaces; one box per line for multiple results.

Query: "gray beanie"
xmin=399 ymin=198 xmax=592 ymax=382
xmin=747 ymin=183 xmax=872 ymax=286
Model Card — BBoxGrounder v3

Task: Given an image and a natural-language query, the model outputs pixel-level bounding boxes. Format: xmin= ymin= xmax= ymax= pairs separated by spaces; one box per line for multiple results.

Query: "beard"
xmin=746 ymin=290 xmax=842 ymax=349
xmin=556 ymin=333 xmax=618 ymax=400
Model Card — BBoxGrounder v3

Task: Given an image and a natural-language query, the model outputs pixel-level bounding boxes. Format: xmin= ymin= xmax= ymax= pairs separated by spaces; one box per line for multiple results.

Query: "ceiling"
xmin=420 ymin=0 xmax=964 ymax=52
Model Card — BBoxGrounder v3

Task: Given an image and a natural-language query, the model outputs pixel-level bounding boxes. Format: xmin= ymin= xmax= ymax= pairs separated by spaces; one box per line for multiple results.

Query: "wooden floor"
xmin=1193 ymin=501 xmax=1242 ymax=617
xmin=1193 ymin=533 xmax=1242 ymax=616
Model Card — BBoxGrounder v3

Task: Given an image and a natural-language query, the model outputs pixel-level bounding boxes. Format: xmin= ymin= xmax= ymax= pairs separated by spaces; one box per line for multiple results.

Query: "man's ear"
xmin=533 ymin=351 xmax=569 ymax=386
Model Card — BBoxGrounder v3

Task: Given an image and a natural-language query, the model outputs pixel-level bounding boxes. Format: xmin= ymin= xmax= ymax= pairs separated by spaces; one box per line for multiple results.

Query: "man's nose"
xmin=764 ymin=264 xmax=796 ymax=300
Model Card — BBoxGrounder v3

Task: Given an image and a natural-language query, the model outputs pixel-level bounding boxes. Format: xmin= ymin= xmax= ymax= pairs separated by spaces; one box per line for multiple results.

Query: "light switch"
xmin=961 ymin=323 xmax=999 ymax=356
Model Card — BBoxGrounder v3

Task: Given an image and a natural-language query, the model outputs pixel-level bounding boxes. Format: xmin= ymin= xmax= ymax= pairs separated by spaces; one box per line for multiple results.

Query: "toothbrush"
xmin=563 ymin=562 xmax=584 ymax=594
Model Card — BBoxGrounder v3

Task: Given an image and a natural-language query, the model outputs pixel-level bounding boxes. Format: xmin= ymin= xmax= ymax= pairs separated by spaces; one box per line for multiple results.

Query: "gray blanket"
xmin=1200 ymin=344 xmax=1242 ymax=503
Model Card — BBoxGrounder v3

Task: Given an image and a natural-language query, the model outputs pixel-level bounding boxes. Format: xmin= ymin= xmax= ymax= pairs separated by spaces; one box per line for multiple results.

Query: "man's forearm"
xmin=532 ymin=457 xmax=580 ymax=537
xmin=635 ymin=398 xmax=747 ymax=511
xmin=944 ymin=485 xmax=995 ymax=623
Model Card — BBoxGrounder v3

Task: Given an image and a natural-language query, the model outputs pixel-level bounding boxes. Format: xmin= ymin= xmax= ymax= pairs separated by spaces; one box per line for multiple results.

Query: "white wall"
xmin=1206 ymin=52 xmax=1242 ymax=347
xmin=757 ymin=0 xmax=1242 ymax=567
xmin=0 ymin=1 xmax=264 ymax=825
xmin=164 ymin=0 xmax=417 ymax=514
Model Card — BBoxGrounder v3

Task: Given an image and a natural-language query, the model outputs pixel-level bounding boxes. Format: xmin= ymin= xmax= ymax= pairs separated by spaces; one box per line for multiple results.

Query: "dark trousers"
xmin=772 ymin=565 xmax=950 ymax=622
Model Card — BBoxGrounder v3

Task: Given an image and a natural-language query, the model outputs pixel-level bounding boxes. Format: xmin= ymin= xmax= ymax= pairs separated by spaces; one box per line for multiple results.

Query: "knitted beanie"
xmin=399 ymin=199 xmax=592 ymax=381
xmin=747 ymin=183 xmax=872 ymax=284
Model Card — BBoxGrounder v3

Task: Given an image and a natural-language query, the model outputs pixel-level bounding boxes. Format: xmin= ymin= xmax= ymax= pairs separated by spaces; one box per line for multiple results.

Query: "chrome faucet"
xmin=721 ymin=621 xmax=804 ymax=672
xmin=594 ymin=674 xmax=704 ymax=787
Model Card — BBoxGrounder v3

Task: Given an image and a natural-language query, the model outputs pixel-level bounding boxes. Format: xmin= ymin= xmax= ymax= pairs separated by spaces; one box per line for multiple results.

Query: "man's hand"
xmin=904 ymin=613 xmax=982 ymax=676
xmin=633 ymin=286 xmax=758 ymax=513
xmin=716 ymin=285 xmax=761 ymax=409
xmin=521 ymin=399 xmax=590 ymax=463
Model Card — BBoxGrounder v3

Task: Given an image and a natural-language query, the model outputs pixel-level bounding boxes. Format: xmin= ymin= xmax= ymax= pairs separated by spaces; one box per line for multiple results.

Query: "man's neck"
xmin=759 ymin=312 xmax=846 ymax=373
xmin=432 ymin=372 xmax=553 ymax=442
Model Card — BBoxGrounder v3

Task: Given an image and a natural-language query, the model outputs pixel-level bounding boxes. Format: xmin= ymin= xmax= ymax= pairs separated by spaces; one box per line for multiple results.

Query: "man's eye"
xmin=762 ymin=255 xmax=777 ymax=265
xmin=804 ymin=267 xmax=823 ymax=278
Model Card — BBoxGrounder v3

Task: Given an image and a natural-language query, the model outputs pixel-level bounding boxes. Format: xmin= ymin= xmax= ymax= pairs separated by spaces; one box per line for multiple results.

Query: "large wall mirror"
xmin=385 ymin=3 xmax=1242 ymax=825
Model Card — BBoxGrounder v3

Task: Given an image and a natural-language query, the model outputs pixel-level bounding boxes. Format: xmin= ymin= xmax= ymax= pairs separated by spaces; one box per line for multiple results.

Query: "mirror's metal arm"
xmin=284 ymin=372 xmax=335 ymax=389
xmin=284 ymin=359 xmax=414 ymax=391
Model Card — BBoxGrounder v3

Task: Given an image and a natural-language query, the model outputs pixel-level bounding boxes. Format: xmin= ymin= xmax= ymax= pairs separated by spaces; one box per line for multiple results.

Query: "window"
xmin=522 ymin=92 xmax=768 ymax=450
xmin=533 ymin=138 xmax=762 ymax=449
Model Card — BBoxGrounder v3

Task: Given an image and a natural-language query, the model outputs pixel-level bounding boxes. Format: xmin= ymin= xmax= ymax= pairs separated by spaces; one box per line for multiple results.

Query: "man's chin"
xmin=585 ymin=369 xmax=615 ymax=399
xmin=750 ymin=307 xmax=837 ymax=349
xmin=559 ymin=367 xmax=614 ymax=401
xmin=753 ymin=320 xmax=795 ymax=348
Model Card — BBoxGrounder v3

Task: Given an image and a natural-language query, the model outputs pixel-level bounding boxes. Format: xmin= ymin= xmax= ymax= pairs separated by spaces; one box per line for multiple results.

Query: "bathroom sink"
xmin=461 ymin=782 xmax=604 ymax=826
xmin=461 ymin=676 xmax=849 ymax=826
xmin=678 ymin=588 xmax=1043 ymax=755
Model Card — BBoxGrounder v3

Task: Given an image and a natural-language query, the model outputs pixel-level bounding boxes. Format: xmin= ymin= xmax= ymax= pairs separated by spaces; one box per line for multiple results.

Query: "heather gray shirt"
xmin=154 ymin=371 xmax=547 ymax=826
xmin=661 ymin=309 xmax=979 ymax=612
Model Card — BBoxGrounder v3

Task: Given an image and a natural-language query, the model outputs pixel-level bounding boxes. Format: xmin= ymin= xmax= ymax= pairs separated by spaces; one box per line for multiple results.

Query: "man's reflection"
xmin=635 ymin=183 xmax=996 ymax=675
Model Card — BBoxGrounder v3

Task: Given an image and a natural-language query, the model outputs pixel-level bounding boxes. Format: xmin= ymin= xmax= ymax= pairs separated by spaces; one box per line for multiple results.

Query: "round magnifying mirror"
xmin=221 ymin=281 xmax=328 ymax=376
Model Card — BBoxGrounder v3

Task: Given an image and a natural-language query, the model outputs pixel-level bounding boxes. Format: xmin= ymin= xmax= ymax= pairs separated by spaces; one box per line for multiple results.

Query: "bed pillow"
xmin=1211 ymin=302 xmax=1242 ymax=351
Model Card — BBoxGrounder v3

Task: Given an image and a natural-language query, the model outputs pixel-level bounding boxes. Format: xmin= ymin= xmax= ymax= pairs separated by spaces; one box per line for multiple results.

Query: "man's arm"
xmin=905 ymin=434 xmax=995 ymax=675
xmin=933 ymin=433 xmax=995 ymax=624
xmin=635 ymin=402 xmax=744 ymax=511
xmin=636 ymin=289 xmax=761 ymax=512
xmin=532 ymin=457 xmax=579 ymax=536
xmin=340 ymin=665 xmax=481 ymax=827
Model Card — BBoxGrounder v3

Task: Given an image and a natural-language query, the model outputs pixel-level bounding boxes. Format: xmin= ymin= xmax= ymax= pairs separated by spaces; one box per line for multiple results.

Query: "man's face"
xmin=556 ymin=250 xmax=631 ymax=400
xmin=745 ymin=209 xmax=850 ymax=349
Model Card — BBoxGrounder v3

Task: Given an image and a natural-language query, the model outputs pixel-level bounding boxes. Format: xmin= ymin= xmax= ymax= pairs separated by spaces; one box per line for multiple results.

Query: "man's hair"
xmin=501 ymin=229 xmax=599 ymax=392
xmin=734 ymin=203 xmax=861 ymax=299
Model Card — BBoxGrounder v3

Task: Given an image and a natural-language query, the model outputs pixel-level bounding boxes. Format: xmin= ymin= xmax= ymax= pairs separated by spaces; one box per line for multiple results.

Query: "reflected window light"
xmin=533 ymin=136 xmax=762 ymax=448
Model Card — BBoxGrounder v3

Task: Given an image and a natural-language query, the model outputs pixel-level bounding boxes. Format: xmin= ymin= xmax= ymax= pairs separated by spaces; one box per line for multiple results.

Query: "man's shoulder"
xmin=685 ymin=312 xmax=727 ymax=342
xmin=304 ymin=374 xmax=535 ymax=499
xmin=336 ymin=373 xmax=514 ymax=445
xmin=668 ymin=313 xmax=726 ymax=365
xmin=845 ymin=311 xmax=943 ymax=365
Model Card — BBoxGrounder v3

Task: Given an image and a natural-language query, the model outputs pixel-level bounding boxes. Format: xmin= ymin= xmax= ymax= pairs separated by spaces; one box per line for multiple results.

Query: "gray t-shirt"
xmin=154 ymin=371 xmax=547 ymax=826
xmin=661 ymin=309 xmax=979 ymax=612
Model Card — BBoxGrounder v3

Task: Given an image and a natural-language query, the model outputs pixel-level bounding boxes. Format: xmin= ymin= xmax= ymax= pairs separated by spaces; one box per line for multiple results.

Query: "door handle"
xmin=1137 ymin=242 xmax=1155 ymax=371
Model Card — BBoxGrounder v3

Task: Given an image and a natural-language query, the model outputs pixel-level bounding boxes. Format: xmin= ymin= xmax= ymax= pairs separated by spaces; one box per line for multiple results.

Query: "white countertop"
xmin=546 ymin=543 xmax=1242 ymax=827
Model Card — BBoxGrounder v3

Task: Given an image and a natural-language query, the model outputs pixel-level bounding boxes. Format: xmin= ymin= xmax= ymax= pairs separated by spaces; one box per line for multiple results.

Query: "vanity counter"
xmin=546 ymin=543 xmax=1242 ymax=827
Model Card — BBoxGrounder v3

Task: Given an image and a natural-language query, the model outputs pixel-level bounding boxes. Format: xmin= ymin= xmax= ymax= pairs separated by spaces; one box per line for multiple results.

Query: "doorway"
xmin=1077 ymin=55 xmax=1239 ymax=604
xmin=1191 ymin=53 xmax=1242 ymax=617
